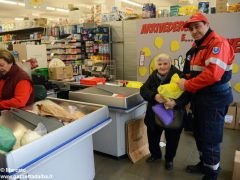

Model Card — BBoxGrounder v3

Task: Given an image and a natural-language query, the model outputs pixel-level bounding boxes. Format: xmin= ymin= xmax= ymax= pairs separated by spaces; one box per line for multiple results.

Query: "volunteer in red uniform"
xmin=177 ymin=13 xmax=234 ymax=180
xmin=0 ymin=49 xmax=34 ymax=110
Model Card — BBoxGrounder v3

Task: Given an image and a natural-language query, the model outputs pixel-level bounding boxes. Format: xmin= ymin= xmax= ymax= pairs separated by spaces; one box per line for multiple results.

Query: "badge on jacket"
xmin=212 ymin=47 xmax=220 ymax=54
xmin=186 ymin=54 xmax=192 ymax=61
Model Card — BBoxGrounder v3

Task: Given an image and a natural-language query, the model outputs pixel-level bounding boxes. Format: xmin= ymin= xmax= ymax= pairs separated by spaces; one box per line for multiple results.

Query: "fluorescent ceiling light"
xmin=18 ymin=2 xmax=25 ymax=6
xmin=120 ymin=0 xmax=142 ymax=7
xmin=75 ymin=4 xmax=91 ymax=9
xmin=15 ymin=17 xmax=24 ymax=21
xmin=56 ymin=8 xmax=69 ymax=13
xmin=0 ymin=1 xmax=69 ymax=13
xmin=46 ymin=6 xmax=55 ymax=11
xmin=32 ymin=13 xmax=40 ymax=17
xmin=0 ymin=0 xmax=17 ymax=5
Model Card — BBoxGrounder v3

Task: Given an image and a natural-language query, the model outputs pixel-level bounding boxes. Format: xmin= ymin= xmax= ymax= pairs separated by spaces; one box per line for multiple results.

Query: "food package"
xmin=36 ymin=100 xmax=85 ymax=122
xmin=20 ymin=130 xmax=42 ymax=146
xmin=0 ymin=125 xmax=16 ymax=152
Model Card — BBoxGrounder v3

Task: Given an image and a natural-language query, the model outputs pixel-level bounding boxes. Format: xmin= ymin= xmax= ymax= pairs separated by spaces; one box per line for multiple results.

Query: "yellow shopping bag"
xmin=157 ymin=73 xmax=184 ymax=99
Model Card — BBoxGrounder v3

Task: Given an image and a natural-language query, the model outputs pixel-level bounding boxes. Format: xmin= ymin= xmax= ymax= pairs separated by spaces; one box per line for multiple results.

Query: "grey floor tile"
xmin=94 ymin=129 xmax=240 ymax=180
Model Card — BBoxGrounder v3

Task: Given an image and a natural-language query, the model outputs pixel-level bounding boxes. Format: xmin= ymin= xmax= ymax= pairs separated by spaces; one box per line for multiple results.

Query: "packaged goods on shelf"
xmin=178 ymin=6 xmax=198 ymax=16
xmin=159 ymin=9 xmax=170 ymax=17
xmin=198 ymin=2 xmax=209 ymax=14
xmin=170 ymin=5 xmax=180 ymax=16
xmin=142 ymin=3 xmax=156 ymax=18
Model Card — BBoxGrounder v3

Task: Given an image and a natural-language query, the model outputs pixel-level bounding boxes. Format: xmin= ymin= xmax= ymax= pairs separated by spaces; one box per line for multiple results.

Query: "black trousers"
xmin=147 ymin=125 xmax=183 ymax=161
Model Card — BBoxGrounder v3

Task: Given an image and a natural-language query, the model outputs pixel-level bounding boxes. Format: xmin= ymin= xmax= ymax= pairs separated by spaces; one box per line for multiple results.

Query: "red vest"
xmin=1 ymin=64 xmax=34 ymax=105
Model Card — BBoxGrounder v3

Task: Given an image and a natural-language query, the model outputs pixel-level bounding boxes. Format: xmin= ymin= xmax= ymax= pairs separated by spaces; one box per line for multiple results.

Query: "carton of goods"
xmin=224 ymin=103 xmax=236 ymax=129
xmin=80 ymin=77 xmax=106 ymax=86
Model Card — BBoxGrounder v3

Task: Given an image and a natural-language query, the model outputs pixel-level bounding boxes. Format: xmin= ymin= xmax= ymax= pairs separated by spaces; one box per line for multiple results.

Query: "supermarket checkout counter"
xmin=69 ymin=85 xmax=146 ymax=157
xmin=48 ymin=79 xmax=122 ymax=99
xmin=48 ymin=80 xmax=94 ymax=99
xmin=0 ymin=97 xmax=111 ymax=180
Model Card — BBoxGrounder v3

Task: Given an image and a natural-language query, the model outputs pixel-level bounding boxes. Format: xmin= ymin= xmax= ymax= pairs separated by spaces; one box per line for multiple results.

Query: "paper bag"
xmin=126 ymin=116 xmax=149 ymax=163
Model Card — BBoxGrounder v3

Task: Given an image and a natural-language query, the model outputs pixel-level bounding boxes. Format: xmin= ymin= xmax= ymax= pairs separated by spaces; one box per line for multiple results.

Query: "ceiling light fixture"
xmin=0 ymin=0 xmax=17 ymax=5
xmin=46 ymin=6 xmax=55 ymax=11
xmin=120 ymin=0 xmax=143 ymax=7
xmin=56 ymin=8 xmax=69 ymax=13
xmin=14 ymin=17 xmax=24 ymax=21
xmin=75 ymin=4 xmax=91 ymax=9
xmin=18 ymin=2 xmax=25 ymax=6
xmin=0 ymin=0 xmax=69 ymax=13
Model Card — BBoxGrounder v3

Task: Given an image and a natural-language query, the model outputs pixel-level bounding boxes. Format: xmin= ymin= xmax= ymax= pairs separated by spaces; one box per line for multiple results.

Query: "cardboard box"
xmin=235 ymin=103 xmax=240 ymax=130
xmin=48 ymin=67 xmax=64 ymax=80
xmin=48 ymin=66 xmax=73 ymax=80
xmin=63 ymin=66 xmax=73 ymax=79
xmin=13 ymin=44 xmax=48 ymax=69
xmin=224 ymin=104 xmax=236 ymax=129
xmin=232 ymin=150 xmax=240 ymax=180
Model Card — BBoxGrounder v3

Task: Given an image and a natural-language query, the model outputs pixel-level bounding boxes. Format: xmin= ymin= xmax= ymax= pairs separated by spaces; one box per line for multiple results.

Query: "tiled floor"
xmin=94 ymin=129 xmax=240 ymax=180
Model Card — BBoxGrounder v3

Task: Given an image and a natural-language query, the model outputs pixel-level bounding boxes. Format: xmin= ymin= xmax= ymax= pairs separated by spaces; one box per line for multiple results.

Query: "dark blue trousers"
xmin=192 ymin=103 xmax=229 ymax=178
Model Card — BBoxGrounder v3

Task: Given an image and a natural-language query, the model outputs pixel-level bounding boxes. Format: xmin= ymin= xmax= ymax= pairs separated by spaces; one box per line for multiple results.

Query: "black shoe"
xmin=186 ymin=162 xmax=205 ymax=174
xmin=145 ymin=156 xmax=161 ymax=163
xmin=165 ymin=161 xmax=173 ymax=170
xmin=202 ymin=175 xmax=218 ymax=180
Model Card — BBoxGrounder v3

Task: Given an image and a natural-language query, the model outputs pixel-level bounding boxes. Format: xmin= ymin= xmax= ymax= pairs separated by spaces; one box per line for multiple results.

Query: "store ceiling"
xmin=0 ymin=0 xmax=217 ymax=23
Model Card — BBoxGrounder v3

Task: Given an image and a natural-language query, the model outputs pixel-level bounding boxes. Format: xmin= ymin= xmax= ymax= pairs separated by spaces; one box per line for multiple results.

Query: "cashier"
xmin=0 ymin=49 xmax=34 ymax=110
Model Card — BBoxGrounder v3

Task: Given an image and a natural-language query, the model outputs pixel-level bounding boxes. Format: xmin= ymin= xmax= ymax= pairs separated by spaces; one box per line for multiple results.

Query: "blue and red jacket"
xmin=184 ymin=30 xmax=234 ymax=93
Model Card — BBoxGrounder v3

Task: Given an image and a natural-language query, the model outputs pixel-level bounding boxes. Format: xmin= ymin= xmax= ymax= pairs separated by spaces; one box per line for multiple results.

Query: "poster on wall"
xmin=136 ymin=12 xmax=240 ymax=102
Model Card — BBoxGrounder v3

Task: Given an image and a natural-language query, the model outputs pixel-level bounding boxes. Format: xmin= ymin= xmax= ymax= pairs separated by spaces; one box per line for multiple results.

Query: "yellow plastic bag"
xmin=157 ymin=73 xmax=183 ymax=99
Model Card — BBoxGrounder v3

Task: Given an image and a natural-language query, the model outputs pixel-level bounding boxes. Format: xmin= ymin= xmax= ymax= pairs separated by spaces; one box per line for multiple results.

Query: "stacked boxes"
xmin=235 ymin=103 xmax=240 ymax=130
xmin=48 ymin=66 xmax=73 ymax=80
xmin=224 ymin=103 xmax=237 ymax=129
xmin=232 ymin=151 xmax=240 ymax=180
xmin=223 ymin=103 xmax=240 ymax=130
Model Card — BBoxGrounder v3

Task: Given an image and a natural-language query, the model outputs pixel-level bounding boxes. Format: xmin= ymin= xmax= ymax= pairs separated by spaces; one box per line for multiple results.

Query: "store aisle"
xmin=94 ymin=129 xmax=240 ymax=180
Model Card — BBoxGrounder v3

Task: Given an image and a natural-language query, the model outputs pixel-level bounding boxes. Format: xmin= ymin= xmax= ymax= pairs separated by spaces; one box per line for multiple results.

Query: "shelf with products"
xmin=0 ymin=27 xmax=44 ymax=36
xmin=0 ymin=27 xmax=44 ymax=50
xmin=45 ymin=25 xmax=113 ymax=79
xmin=44 ymin=34 xmax=86 ymax=63
xmin=79 ymin=26 xmax=114 ymax=79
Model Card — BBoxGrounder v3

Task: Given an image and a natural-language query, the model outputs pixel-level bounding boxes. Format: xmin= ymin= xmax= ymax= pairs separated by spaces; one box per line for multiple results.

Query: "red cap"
xmin=183 ymin=12 xmax=209 ymax=28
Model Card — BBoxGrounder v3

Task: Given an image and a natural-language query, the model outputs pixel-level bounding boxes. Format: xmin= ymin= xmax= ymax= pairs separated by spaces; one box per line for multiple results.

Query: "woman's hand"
xmin=164 ymin=99 xmax=176 ymax=109
xmin=154 ymin=94 xmax=166 ymax=103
